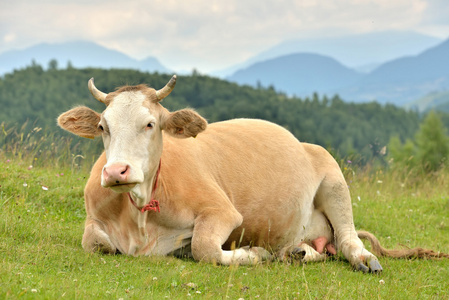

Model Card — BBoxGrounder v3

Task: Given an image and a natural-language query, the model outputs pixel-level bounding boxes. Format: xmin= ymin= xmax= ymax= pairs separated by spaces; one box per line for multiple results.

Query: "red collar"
xmin=128 ymin=160 xmax=161 ymax=213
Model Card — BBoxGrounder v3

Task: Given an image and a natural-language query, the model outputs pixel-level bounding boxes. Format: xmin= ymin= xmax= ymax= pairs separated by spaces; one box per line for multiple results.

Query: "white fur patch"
xmin=100 ymin=90 xmax=163 ymax=202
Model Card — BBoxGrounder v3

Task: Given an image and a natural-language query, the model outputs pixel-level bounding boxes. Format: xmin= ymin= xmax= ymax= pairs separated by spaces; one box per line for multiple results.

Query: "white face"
xmin=98 ymin=90 xmax=163 ymax=193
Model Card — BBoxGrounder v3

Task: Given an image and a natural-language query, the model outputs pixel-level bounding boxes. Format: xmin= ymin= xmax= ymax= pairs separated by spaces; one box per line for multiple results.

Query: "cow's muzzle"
xmin=102 ymin=163 xmax=138 ymax=189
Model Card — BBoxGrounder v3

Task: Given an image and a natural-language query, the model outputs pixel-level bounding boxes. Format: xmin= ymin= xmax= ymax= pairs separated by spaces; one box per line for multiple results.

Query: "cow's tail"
xmin=357 ymin=230 xmax=449 ymax=259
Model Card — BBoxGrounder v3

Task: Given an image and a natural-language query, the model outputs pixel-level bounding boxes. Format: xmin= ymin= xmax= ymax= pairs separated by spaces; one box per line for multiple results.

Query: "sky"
xmin=1 ymin=0 xmax=448 ymax=73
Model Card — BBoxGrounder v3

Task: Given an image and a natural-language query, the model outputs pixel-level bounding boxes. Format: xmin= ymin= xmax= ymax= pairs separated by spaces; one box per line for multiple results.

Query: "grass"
xmin=1 ymin=134 xmax=448 ymax=299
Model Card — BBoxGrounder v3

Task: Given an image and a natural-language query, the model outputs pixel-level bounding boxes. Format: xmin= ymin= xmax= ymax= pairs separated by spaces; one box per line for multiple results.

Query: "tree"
xmin=415 ymin=111 xmax=449 ymax=172
xmin=388 ymin=111 xmax=449 ymax=172
xmin=387 ymin=136 xmax=416 ymax=168
xmin=48 ymin=59 xmax=58 ymax=70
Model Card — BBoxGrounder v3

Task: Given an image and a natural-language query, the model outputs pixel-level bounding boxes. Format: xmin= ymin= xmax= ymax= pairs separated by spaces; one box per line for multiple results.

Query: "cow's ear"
xmin=163 ymin=109 xmax=207 ymax=138
xmin=57 ymin=106 xmax=102 ymax=139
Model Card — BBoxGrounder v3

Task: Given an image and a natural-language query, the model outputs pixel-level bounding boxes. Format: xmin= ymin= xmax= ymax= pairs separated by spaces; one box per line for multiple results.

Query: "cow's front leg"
xmin=191 ymin=211 xmax=271 ymax=265
xmin=82 ymin=218 xmax=117 ymax=254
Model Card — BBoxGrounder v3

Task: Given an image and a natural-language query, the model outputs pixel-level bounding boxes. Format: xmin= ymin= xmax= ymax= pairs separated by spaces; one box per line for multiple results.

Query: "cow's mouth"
xmin=111 ymin=183 xmax=137 ymax=188
xmin=106 ymin=183 xmax=138 ymax=192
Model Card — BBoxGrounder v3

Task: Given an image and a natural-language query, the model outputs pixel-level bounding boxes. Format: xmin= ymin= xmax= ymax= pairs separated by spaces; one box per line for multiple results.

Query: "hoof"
xmin=355 ymin=259 xmax=383 ymax=273
xmin=356 ymin=263 xmax=370 ymax=273
xmin=368 ymin=258 xmax=383 ymax=273
xmin=250 ymin=247 xmax=273 ymax=262
xmin=289 ymin=247 xmax=306 ymax=261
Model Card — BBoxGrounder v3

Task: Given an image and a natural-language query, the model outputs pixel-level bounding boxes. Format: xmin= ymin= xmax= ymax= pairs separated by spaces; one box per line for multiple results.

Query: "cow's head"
xmin=58 ymin=76 xmax=207 ymax=198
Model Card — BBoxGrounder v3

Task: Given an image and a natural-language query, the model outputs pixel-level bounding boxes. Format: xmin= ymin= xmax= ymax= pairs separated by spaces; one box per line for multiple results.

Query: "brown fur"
xmin=103 ymin=85 xmax=159 ymax=106
xmin=163 ymin=109 xmax=208 ymax=138
xmin=358 ymin=231 xmax=449 ymax=259
xmin=115 ymin=84 xmax=150 ymax=93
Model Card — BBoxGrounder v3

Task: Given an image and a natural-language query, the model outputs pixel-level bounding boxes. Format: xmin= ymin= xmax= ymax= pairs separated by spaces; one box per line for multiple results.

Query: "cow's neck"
xmin=126 ymin=129 xmax=164 ymax=205
xmin=129 ymin=158 xmax=161 ymax=203
xmin=127 ymin=159 xmax=161 ymax=241
xmin=128 ymin=160 xmax=161 ymax=214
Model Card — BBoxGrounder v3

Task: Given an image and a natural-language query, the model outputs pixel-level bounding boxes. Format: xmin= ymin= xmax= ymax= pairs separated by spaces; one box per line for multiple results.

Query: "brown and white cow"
xmin=58 ymin=76 xmax=447 ymax=273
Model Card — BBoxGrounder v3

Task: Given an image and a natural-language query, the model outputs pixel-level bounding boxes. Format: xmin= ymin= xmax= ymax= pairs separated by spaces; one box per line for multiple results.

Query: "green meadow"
xmin=1 ymin=128 xmax=448 ymax=300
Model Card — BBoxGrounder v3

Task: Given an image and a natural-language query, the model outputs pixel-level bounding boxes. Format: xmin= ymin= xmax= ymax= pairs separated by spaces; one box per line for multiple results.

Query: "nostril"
xmin=102 ymin=164 xmax=130 ymax=186
xmin=120 ymin=165 xmax=129 ymax=175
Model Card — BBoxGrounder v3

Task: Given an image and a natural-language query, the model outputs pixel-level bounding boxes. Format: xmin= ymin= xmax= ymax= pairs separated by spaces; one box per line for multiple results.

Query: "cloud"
xmin=0 ymin=0 xmax=446 ymax=72
xmin=422 ymin=0 xmax=449 ymax=23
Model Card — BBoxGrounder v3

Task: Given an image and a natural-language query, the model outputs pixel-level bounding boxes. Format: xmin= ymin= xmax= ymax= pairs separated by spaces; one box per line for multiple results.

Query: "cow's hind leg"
xmin=283 ymin=243 xmax=328 ymax=263
xmin=280 ymin=209 xmax=336 ymax=263
xmin=314 ymin=173 xmax=382 ymax=273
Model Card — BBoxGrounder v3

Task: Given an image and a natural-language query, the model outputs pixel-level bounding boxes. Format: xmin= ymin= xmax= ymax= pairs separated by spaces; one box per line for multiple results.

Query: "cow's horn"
xmin=88 ymin=78 xmax=107 ymax=103
xmin=155 ymin=75 xmax=177 ymax=101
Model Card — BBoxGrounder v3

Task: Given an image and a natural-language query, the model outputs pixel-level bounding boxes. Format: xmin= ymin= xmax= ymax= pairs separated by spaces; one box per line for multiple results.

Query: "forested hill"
xmin=0 ymin=64 xmax=422 ymax=161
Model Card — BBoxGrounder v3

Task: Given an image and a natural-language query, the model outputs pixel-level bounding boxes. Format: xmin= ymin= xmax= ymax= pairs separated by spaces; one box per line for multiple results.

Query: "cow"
xmin=58 ymin=75 xmax=448 ymax=273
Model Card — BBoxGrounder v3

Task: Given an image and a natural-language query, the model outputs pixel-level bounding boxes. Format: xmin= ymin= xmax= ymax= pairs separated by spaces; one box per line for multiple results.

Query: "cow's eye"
xmin=98 ymin=124 xmax=104 ymax=131
xmin=147 ymin=123 xmax=154 ymax=129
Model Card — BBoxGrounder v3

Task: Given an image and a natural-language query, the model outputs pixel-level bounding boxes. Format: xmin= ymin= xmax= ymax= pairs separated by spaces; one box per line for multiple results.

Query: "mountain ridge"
xmin=336 ymin=38 xmax=449 ymax=105
xmin=213 ymin=31 xmax=443 ymax=77
xmin=228 ymin=53 xmax=362 ymax=96
xmin=228 ymin=37 xmax=449 ymax=106
xmin=0 ymin=40 xmax=170 ymax=75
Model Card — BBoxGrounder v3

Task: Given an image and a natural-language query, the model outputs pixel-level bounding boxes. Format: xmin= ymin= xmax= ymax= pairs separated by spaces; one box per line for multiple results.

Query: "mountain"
xmin=228 ymin=53 xmax=362 ymax=97
xmin=338 ymin=38 xmax=449 ymax=105
xmin=227 ymin=37 xmax=449 ymax=106
xmin=213 ymin=31 xmax=443 ymax=77
xmin=404 ymin=91 xmax=449 ymax=113
xmin=0 ymin=41 xmax=171 ymax=75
